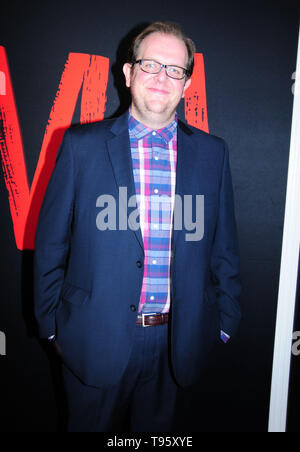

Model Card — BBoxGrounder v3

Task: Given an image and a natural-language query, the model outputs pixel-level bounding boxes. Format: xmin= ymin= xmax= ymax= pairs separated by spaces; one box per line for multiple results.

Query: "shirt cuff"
xmin=220 ymin=330 xmax=230 ymax=343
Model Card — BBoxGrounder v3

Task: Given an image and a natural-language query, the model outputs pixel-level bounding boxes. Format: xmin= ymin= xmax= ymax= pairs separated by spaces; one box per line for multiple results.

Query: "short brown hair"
xmin=128 ymin=21 xmax=196 ymax=78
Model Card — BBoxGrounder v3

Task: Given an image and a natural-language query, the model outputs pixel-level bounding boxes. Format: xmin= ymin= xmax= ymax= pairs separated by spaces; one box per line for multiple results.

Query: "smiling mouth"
xmin=148 ymin=88 xmax=169 ymax=95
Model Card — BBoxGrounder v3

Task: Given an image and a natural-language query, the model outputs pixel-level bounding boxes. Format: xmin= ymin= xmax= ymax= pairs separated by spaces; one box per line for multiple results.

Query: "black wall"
xmin=0 ymin=0 xmax=299 ymax=432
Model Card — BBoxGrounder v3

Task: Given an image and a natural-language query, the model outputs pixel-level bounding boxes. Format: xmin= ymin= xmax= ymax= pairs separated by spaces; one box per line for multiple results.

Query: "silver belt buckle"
xmin=142 ymin=312 xmax=154 ymax=327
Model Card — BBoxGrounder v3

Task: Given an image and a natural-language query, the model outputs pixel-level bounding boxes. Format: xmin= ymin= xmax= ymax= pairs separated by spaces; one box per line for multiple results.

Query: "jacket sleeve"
xmin=34 ymin=130 xmax=74 ymax=338
xmin=210 ymin=140 xmax=242 ymax=337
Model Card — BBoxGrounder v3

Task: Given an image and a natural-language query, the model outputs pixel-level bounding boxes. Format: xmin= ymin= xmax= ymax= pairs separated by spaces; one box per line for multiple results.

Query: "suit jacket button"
xmin=130 ymin=305 xmax=137 ymax=312
xmin=136 ymin=260 xmax=143 ymax=268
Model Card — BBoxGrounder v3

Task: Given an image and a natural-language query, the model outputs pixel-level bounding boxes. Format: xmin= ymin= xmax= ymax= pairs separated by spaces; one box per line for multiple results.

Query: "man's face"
xmin=123 ymin=32 xmax=191 ymax=129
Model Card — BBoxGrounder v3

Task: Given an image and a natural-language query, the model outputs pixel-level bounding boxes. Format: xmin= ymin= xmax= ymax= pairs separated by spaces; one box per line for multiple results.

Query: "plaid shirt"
xmin=128 ymin=112 xmax=177 ymax=314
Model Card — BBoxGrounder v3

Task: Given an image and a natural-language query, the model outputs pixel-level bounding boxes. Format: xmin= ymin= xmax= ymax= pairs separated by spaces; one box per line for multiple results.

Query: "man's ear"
xmin=123 ymin=63 xmax=132 ymax=88
xmin=182 ymin=77 xmax=192 ymax=98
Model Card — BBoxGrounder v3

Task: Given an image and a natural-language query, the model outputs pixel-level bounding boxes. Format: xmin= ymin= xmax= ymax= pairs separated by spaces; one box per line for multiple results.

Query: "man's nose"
xmin=155 ymin=67 xmax=168 ymax=82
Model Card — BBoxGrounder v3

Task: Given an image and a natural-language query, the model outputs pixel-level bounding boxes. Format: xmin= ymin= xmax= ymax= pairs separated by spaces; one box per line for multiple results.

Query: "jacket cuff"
xmin=37 ymin=314 xmax=56 ymax=339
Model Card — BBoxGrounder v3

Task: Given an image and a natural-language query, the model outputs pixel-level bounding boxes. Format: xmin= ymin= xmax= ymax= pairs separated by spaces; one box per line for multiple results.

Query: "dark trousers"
xmin=62 ymin=322 xmax=178 ymax=432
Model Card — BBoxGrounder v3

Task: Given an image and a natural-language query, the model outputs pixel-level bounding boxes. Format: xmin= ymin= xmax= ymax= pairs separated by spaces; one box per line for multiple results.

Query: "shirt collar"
xmin=128 ymin=109 xmax=178 ymax=144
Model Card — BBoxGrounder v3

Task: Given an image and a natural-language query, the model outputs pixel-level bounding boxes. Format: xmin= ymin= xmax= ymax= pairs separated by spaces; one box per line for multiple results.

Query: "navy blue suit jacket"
xmin=34 ymin=111 xmax=242 ymax=388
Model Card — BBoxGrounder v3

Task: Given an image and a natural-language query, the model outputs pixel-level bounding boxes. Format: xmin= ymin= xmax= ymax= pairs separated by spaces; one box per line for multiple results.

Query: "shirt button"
xmin=130 ymin=304 xmax=137 ymax=312
xmin=136 ymin=260 xmax=143 ymax=268
xmin=152 ymin=259 xmax=157 ymax=264
xmin=152 ymin=131 xmax=156 ymax=136
xmin=154 ymin=156 xmax=159 ymax=161
xmin=150 ymin=296 xmax=155 ymax=301
xmin=154 ymin=189 xmax=159 ymax=194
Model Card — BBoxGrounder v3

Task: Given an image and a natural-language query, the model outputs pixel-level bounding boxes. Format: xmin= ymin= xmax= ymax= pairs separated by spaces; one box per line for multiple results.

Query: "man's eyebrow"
xmin=140 ymin=57 xmax=185 ymax=67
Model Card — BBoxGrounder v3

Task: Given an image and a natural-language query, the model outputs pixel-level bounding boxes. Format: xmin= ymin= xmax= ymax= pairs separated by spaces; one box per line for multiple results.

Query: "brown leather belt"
xmin=136 ymin=313 xmax=169 ymax=327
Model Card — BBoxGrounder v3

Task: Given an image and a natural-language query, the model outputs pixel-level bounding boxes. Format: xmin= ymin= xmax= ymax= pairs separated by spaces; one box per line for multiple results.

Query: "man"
xmin=34 ymin=21 xmax=242 ymax=432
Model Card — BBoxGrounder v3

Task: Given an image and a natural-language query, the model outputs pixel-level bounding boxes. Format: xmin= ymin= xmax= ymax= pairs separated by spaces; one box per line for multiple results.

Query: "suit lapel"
xmin=172 ymin=120 xmax=195 ymax=252
xmin=106 ymin=112 xmax=144 ymax=252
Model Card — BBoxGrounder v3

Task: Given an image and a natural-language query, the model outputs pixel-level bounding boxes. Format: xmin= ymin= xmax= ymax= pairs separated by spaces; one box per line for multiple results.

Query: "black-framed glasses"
xmin=133 ymin=59 xmax=188 ymax=80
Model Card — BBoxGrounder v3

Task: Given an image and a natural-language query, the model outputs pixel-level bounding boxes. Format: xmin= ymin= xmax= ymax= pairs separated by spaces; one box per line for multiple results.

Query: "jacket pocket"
xmin=60 ymin=281 xmax=90 ymax=306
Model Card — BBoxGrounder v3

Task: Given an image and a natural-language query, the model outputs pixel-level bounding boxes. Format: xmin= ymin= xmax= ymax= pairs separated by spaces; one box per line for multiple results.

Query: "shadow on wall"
xmin=110 ymin=22 xmax=150 ymax=118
